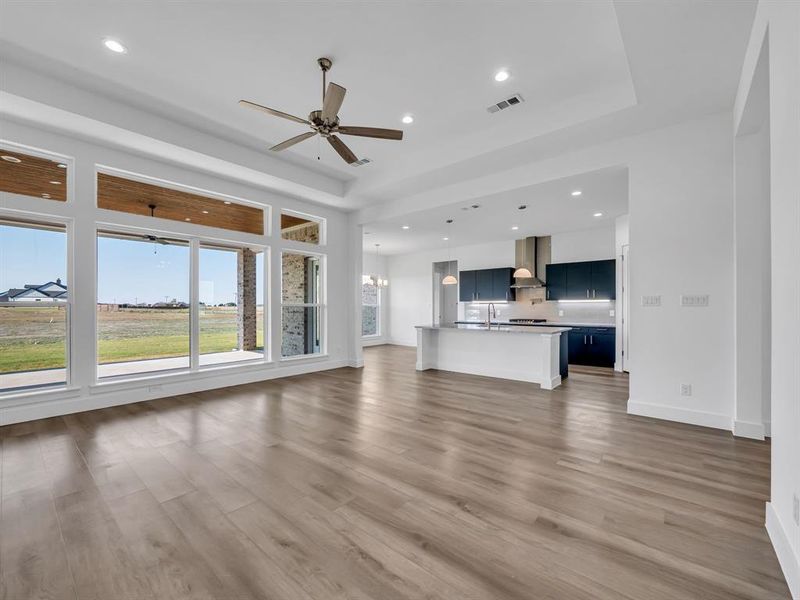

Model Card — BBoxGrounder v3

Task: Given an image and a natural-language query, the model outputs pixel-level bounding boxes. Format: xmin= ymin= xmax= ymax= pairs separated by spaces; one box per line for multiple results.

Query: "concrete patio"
xmin=0 ymin=349 xmax=264 ymax=391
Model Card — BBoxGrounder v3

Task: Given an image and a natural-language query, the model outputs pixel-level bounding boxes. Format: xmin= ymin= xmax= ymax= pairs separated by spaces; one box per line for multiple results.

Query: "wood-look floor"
xmin=0 ymin=345 xmax=790 ymax=600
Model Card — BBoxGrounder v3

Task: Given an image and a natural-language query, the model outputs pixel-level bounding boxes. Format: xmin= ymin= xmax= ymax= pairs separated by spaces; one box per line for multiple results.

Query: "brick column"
xmin=237 ymin=248 xmax=257 ymax=351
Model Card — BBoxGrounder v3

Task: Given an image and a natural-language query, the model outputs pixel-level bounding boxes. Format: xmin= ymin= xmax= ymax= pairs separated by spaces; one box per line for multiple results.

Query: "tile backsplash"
xmin=460 ymin=297 xmax=615 ymax=325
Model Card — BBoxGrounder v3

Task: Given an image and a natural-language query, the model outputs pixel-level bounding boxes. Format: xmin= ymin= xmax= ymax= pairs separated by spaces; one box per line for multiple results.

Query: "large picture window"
xmin=0 ymin=219 xmax=68 ymax=392
xmin=199 ymin=244 xmax=265 ymax=366
xmin=281 ymin=251 xmax=322 ymax=357
xmin=97 ymin=231 xmax=190 ymax=378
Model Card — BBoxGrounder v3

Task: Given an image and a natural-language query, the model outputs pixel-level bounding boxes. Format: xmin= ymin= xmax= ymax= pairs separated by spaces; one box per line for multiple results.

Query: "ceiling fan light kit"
xmin=240 ymin=57 xmax=404 ymax=165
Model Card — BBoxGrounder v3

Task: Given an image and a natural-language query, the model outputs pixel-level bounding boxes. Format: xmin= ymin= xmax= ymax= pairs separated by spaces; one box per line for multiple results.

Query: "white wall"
xmin=735 ymin=2 xmax=800 ymax=595
xmin=614 ymin=214 xmax=630 ymax=371
xmin=0 ymin=119 xmax=357 ymax=425
xmin=550 ymin=225 xmax=615 ymax=263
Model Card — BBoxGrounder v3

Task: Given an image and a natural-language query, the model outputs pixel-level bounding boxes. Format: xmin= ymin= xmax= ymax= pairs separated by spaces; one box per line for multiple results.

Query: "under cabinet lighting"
xmin=557 ymin=299 xmax=611 ymax=303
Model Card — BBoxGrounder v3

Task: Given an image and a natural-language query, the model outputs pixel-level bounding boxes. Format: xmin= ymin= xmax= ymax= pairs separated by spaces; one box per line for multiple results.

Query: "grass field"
xmin=0 ymin=306 xmax=264 ymax=373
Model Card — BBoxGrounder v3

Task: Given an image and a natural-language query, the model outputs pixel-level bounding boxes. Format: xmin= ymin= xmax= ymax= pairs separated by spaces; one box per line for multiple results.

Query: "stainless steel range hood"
xmin=510 ymin=236 xmax=550 ymax=289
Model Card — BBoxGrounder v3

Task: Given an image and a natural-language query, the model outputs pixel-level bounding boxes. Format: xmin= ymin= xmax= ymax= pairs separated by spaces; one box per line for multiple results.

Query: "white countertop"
xmin=415 ymin=324 xmax=571 ymax=334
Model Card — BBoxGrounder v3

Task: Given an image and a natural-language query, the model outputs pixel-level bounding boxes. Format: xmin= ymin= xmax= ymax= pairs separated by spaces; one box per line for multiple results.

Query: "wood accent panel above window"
xmin=0 ymin=150 xmax=67 ymax=201
xmin=280 ymin=211 xmax=320 ymax=244
xmin=97 ymin=173 xmax=264 ymax=235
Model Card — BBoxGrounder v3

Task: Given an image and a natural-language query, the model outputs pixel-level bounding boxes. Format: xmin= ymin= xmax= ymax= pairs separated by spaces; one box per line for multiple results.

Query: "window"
xmin=0 ymin=149 xmax=68 ymax=202
xmin=199 ymin=244 xmax=265 ymax=366
xmin=281 ymin=252 xmax=322 ymax=357
xmin=97 ymin=231 xmax=190 ymax=378
xmin=362 ymin=279 xmax=380 ymax=337
xmin=0 ymin=219 xmax=68 ymax=392
xmin=280 ymin=211 xmax=321 ymax=245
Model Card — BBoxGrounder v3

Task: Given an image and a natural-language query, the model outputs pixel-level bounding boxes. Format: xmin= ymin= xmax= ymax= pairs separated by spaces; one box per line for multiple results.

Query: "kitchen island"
xmin=415 ymin=324 xmax=571 ymax=389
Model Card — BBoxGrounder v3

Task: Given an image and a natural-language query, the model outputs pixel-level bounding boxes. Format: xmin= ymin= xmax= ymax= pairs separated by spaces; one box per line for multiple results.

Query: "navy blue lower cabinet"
xmin=567 ymin=327 xmax=615 ymax=367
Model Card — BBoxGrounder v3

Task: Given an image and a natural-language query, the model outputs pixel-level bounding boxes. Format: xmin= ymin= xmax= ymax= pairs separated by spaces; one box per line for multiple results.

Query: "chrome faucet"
xmin=486 ymin=303 xmax=497 ymax=327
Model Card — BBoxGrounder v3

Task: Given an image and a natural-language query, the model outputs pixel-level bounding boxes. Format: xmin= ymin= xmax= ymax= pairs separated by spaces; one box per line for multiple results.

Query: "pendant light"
xmin=442 ymin=219 xmax=458 ymax=285
xmin=364 ymin=243 xmax=388 ymax=288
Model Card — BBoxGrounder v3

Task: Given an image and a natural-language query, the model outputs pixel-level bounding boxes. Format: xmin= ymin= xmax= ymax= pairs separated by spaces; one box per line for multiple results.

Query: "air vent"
xmin=487 ymin=94 xmax=524 ymax=114
xmin=352 ymin=158 xmax=372 ymax=167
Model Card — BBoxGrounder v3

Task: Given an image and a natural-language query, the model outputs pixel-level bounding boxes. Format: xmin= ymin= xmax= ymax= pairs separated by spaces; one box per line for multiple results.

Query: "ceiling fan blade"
xmin=239 ymin=99 xmax=310 ymax=125
xmin=338 ymin=126 xmax=403 ymax=140
xmin=327 ymin=135 xmax=358 ymax=164
xmin=270 ymin=131 xmax=317 ymax=152
xmin=321 ymin=83 xmax=346 ymax=122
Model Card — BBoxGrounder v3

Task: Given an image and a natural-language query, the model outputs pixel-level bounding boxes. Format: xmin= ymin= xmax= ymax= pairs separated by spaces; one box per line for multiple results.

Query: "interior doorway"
xmin=621 ymin=244 xmax=630 ymax=372
xmin=433 ymin=261 xmax=458 ymax=325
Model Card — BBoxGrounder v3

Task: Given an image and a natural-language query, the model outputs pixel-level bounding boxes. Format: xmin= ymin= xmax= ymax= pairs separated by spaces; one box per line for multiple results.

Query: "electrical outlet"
xmin=609 ymin=309 xmax=615 ymax=317
xmin=642 ymin=295 xmax=661 ymax=307
xmin=558 ymin=309 xmax=564 ymax=317
xmin=680 ymin=294 xmax=709 ymax=307
xmin=680 ymin=383 xmax=692 ymax=397
xmin=793 ymin=494 xmax=799 ymax=526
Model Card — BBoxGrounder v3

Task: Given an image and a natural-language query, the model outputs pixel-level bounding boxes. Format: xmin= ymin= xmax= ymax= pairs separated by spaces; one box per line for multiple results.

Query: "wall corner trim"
xmin=766 ymin=502 xmax=800 ymax=599
xmin=732 ymin=419 xmax=766 ymax=440
xmin=626 ymin=399 xmax=732 ymax=431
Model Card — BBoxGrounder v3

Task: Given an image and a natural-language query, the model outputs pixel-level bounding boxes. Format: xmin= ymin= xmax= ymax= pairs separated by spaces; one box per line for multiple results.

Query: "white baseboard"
xmin=766 ymin=502 xmax=800 ymax=599
xmin=764 ymin=421 xmax=771 ymax=437
xmin=361 ymin=337 xmax=387 ymax=347
xmin=349 ymin=359 xmax=365 ymax=368
xmin=0 ymin=358 xmax=352 ymax=426
xmin=627 ymin=399 xmax=731 ymax=431
xmin=386 ymin=338 xmax=417 ymax=347
xmin=732 ymin=419 xmax=766 ymax=440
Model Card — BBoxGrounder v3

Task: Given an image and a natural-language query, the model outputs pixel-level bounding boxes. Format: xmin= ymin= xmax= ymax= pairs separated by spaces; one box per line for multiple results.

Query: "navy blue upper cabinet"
xmin=591 ymin=259 xmax=616 ymax=300
xmin=546 ymin=259 xmax=616 ymax=301
xmin=566 ymin=262 xmax=593 ymax=299
xmin=459 ymin=270 xmax=477 ymax=302
xmin=492 ymin=268 xmax=516 ymax=301
xmin=545 ymin=263 xmax=567 ymax=301
xmin=475 ymin=269 xmax=494 ymax=301
xmin=458 ymin=268 xmax=515 ymax=301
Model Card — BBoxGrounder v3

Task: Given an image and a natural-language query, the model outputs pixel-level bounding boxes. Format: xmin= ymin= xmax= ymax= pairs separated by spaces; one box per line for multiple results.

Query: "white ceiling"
xmin=0 ymin=3 xmax=633 ymax=182
xmin=364 ymin=167 xmax=628 ymax=254
xmin=0 ymin=1 xmax=756 ymax=214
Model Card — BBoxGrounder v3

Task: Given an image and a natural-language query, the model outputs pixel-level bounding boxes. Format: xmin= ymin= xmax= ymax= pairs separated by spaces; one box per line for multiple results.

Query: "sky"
xmin=1 ymin=224 xmax=264 ymax=305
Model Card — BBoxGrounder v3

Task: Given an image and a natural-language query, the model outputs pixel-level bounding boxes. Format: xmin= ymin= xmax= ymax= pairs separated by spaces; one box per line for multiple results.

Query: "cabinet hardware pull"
xmin=584 ymin=335 xmax=587 ymax=344
xmin=593 ymin=289 xmax=596 ymax=298
xmin=590 ymin=335 xmax=594 ymax=345
xmin=586 ymin=289 xmax=589 ymax=298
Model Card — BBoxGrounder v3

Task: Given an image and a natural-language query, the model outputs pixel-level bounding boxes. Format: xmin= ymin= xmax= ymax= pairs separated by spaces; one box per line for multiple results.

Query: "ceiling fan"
xmin=239 ymin=57 xmax=403 ymax=165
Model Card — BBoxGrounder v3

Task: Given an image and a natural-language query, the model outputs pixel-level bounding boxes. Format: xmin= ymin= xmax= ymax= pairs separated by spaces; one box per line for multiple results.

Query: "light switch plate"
xmin=681 ymin=294 xmax=709 ymax=307
xmin=642 ymin=295 xmax=661 ymax=307
xmin=680 ymin=383 xmax=692 ymax=396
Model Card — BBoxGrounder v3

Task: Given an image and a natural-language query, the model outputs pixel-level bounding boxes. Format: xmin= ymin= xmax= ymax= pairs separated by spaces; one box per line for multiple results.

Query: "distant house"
xmin=0 ymin=278 xmax=67 ymax=302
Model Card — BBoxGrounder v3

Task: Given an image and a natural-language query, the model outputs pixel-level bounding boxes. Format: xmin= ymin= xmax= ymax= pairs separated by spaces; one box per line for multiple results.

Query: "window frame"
xmin=279 ymin=249 xmax=326 ymax=360
xmin=0 ymin=214 xmax=74 ymax=395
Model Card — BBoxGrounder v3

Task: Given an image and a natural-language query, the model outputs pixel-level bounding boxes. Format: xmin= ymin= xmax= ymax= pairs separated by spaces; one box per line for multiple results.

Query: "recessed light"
xmin=1 ymin=155 xmax=21 ymax=163
xmin=401 ymin=225 xmax=410 ymax=230
xmin=401 ymin=114 xmax=414 ymax=124
xmin=49 ymin=180 xmax=62 ymax=185
xmin=103 ymin=38 xmax=127 ymax=54
xmin=442 ymin=237 xmax=449 ymax=241
xmin=593 ymin=212 xmax=604 ymax=217
xmin=57 ymin=163 xmax=67 ymax=169
xmin=185 ymin=217 xmax=191 ymax=221
xmin=511 ymin=226 xmax=519 ymax=230
xmin=41 ymin=193 xmax=51 ymax=198
xmin=202 ymin=210 xmax=209 ymax=214
xmin=571 ymin=190 xmax=582 ymax=196
xmin=494 ymin=69 xmax=510 ymax=82
xmin=223 ymin=201 xmax=231 ymax=205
